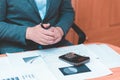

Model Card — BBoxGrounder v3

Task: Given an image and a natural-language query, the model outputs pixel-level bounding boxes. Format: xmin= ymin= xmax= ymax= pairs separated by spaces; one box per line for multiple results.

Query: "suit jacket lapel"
xmin=45 ymin=0 xmax=53 ymax=18
xmin=46 ymin=0 xmax=51 ymax=13
xmin=27 ymin=0 xmax=40 ymax=18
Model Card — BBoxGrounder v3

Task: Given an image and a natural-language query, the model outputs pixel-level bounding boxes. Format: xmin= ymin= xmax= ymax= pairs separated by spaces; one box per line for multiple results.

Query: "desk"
xmin=0 ymin=43 xmax=120 ymax=80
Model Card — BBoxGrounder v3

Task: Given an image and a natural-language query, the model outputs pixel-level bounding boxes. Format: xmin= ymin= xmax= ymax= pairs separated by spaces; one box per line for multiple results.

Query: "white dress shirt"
xmin=35 ymin=0 xmax=47 ymax=20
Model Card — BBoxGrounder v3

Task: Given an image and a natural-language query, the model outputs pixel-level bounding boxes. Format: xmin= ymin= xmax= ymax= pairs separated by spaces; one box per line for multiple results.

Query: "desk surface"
xmin=0 ymin=43 xmax=120 ymax=80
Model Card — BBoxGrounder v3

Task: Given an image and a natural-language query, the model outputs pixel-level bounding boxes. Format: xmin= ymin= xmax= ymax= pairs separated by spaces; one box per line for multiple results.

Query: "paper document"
xmin=1 ymin=44 xmax=118 ymax=80
xmin=0 ymin=57 xmax=18 ymax=79
xmin=37 ymin=44 xmax=112 ymax=80
xmin=5 ymin=51 xmax=58 ymax=80
xmin=86 ymin=44 xmax=120 ymax=68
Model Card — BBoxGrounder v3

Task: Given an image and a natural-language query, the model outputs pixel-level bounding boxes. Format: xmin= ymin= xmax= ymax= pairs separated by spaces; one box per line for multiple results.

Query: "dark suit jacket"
xmin=0 ymin=0 xmax=74 ymax=53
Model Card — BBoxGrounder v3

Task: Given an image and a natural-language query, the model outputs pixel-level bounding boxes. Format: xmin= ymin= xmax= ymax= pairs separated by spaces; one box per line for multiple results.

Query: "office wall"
xmin=66 ymin=0 xmax=120 ymax=47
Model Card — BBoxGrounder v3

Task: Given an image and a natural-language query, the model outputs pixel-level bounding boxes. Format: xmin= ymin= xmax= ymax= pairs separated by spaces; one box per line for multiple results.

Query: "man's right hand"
xmin=26 ymin=24 xmax=55 ymax=45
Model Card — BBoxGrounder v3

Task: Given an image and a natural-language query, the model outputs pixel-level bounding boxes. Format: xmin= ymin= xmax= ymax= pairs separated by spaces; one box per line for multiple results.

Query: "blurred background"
xmin=66 ymin=0 xmax=120 ymax=47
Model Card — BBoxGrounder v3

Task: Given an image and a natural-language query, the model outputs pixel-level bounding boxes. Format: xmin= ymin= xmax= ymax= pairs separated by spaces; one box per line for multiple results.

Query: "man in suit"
xmin=0 ymin=0 xmax=74 ymax=54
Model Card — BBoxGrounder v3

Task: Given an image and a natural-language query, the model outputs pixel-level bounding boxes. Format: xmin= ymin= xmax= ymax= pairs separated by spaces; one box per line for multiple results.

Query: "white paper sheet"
xmin=0 ymin=57 xmax=17 ymax=79
xmin=38 ymin=44 xmax=112 ymax=80
xmin=4 ymin=44 xmax=116 ymax=80
xmin=86 ymin=44 xmax=120 ymax=68
xmin=5 ymin=51 xmax=58 ymax=80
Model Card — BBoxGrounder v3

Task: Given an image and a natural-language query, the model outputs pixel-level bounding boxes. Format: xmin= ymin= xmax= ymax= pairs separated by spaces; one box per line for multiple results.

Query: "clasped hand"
xmin=26 ymin=23 xmax=64 ymax=45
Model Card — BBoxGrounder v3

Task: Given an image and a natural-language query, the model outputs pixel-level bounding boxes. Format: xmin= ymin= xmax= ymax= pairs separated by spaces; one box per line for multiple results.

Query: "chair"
xmin=71 ymin=23 xmax=86 ymax=44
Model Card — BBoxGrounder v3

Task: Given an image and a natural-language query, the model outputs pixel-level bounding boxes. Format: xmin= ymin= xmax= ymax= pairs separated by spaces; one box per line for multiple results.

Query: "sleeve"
xmin=55 ymin=0 xmax=75 ymax=35
xmin=0 ymin=0 xmax=28 ymax=45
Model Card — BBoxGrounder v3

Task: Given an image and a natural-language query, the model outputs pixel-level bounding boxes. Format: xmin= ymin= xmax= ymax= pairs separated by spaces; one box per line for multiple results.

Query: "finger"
xmin=34 ymin=34 xmax=54 ymax=45
xmin=40 ymin=32 xmax=56 ymax=41
xmin=53 ymin=37 xmax=61 ymax=44
xmin=37 ymin=33 xmax=56 ymax=44
xmin=40 ymin=29 xmax=55 ymax=38
xmin=37 ymin=37 xmax=55 ymax=45
xmin=40 ymin=23 xmax=50 ymax=29
xmin=36 ymin=25 xmax=55 ymax=37
xmin=48 ymin=27 xmax=55 ymax=32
